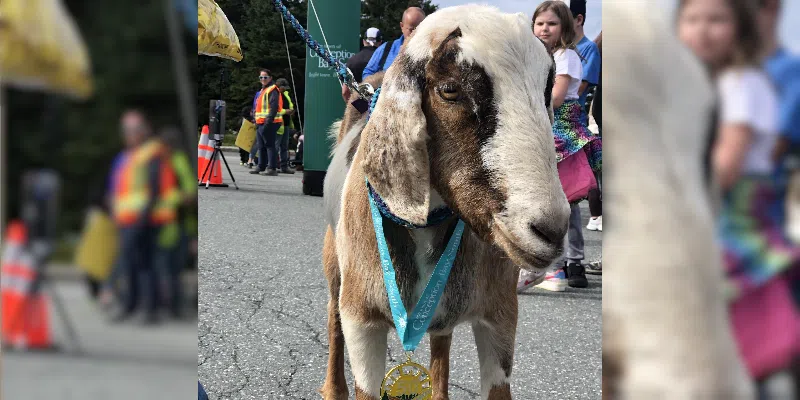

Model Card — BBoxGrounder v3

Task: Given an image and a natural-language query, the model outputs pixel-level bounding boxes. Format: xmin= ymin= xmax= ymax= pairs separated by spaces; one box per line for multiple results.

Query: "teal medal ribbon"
xmin=366 ymin=178 xmax=465 ymax=352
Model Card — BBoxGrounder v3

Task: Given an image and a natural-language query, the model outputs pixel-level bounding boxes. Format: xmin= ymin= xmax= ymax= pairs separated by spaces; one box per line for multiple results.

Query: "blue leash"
xmin=367 ymin=87 xmax=381 ymax=119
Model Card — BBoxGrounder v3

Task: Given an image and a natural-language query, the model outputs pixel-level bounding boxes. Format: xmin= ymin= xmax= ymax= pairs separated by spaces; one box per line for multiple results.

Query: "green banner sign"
xmin=303 ymin=0 xmax=360 ymax=173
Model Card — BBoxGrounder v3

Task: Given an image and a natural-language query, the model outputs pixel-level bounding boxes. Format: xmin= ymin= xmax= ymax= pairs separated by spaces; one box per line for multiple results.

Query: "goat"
xmin=320 ymin=5 xmax=571 ymax=400
xmin=602 ymin=3 xmax=755 ymax=399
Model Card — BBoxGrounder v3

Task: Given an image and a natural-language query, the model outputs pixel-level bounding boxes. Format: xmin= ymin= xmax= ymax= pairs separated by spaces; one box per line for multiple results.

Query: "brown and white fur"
xmin=602 ymin=3 xmax=755 ymax=399
xmin=320 ymin=5 xmax=570 ymax=400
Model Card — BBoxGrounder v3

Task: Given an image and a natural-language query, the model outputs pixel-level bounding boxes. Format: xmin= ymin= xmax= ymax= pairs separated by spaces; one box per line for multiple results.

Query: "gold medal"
xmin=380 ymin=355 xmax=433 ymax=400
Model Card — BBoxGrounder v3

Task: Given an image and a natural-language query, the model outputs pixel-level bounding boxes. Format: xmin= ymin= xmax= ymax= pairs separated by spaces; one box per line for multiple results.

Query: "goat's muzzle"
xmin=491 ymin=216 xmax=565 ymax=270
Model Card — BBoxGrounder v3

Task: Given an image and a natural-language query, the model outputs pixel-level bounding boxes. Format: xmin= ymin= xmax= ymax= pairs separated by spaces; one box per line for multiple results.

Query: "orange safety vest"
xmin=254 ymin=84 xmax=284 ymax=125
xmin=112 ymin=139 xmax=181 ymax=226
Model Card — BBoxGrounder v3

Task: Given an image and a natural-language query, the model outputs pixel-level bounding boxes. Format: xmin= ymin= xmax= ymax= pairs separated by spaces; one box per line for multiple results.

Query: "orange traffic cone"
xmin=1 ymin=221 xmax=28 ymax=344
xmin=200 ymin=126 xmax=226 ymax=187
xmin=23 ymin=293 xmax=52 ymax=349
xmin=1 ymin=221 xmax=54 ymax=349
xmin=197 ymin=125 xmax=212 ymax=181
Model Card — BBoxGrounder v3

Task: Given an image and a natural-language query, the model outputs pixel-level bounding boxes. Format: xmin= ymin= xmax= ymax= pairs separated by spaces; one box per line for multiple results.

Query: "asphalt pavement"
xmin=2 ymin=279 xmax=197 ymax=399
xmin=198 ymin=151 xmax=602 ymax=399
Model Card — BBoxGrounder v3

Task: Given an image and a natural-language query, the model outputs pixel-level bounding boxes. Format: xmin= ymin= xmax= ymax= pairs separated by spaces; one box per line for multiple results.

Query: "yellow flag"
xmin=235 ymin=119 xmax=257 ymax=151
xmin=0 ymin=0 xmax=93 ymax=99
xmin=74 ymin=208 xmax=119 ymax=281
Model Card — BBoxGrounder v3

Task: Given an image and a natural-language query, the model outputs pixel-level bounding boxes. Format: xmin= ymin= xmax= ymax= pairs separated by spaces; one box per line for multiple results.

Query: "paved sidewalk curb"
xmin=219 ymin=146 xmax=296 ymax=157
xmin=46 ymin=264 xmax=85 ymax=281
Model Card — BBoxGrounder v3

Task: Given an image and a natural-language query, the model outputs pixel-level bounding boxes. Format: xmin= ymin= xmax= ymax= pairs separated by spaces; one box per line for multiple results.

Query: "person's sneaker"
xmin=516 ymin=269 xmax=546 ymax=293
xmin=263 ymin=169 xmax=279 ymax=176
xmin=535 ymin=270 xmax=568 ymax=292
xmin=249 ymin=169 xmax=262 ymax=175
xmin=240 ymin=161 xmax=245 ymax=166
xmin=247 ymin=162 xmax=254 ymax=169
xmin=565 ymin=262 xmax=589 ymax=288
xmin=280 ymin=167 xmax=295 ymax=174
xmin=586 ymin=216 xmax=602 ymax=231
xmin=586 ymin=260 xmax=602 ymax=275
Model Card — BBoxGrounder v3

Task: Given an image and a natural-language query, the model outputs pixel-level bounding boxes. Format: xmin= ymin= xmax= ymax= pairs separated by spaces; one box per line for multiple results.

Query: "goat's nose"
xmin=529 ymin=220 xmax=567 ymax=245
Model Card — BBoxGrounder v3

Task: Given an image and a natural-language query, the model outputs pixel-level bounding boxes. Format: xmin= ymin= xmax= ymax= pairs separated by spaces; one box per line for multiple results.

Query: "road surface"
xmin=2 ymin=278 xmax=197 ymax=399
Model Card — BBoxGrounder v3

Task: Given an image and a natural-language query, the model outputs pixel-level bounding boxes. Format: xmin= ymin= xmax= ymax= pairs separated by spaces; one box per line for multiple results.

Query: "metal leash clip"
xmin=356 ymin=82 xmax=375 ymax=100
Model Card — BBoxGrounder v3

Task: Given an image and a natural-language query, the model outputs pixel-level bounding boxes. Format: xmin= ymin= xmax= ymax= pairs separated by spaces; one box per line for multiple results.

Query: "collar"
xmin=366 ymin=179 xmax=454 ymax=229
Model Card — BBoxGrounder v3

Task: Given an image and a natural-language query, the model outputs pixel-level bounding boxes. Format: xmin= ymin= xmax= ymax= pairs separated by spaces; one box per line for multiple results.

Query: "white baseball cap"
xmin=365 ymin=27 xmax=382 ymax=45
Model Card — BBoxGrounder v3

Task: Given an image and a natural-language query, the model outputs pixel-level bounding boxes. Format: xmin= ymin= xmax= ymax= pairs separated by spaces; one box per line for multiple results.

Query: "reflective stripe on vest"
xmin=254 ymin=85 xmax=284 ymax=125
xmin=112 ymin=139 xmax=181 ymax=226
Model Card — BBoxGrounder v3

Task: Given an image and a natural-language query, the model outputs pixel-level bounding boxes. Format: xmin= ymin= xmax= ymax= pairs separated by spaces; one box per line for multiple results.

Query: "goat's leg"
xmin=340 ymin=312 xmax=389 ymax=400
xmin=473 ymin=298 xmax=518 ymax=400
xmin=430 ymin=334 xmax=452 ymax=400
xmin=320 ymin=227 xmax=348 ymax=400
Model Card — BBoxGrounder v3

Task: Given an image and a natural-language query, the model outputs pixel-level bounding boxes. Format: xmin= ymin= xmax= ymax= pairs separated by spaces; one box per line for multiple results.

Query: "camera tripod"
xmin=199 ymin=137 xmax=238 ymax=190
xmin=199 ymin=99 xmax=238 ymax=190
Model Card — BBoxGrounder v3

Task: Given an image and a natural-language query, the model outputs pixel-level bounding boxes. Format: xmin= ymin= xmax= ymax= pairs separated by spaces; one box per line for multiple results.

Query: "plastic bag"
xmin=198 ymin=0 xmax=243 ymax=62
xmin=0 ymin=0 xmax=93 ymax=99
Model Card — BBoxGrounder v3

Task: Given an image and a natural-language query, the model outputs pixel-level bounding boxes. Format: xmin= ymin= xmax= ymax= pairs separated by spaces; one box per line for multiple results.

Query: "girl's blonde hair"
xmin=532 ymin=1 xmax=578 ymax=52
xmin=677 ymin=0 xmax=762 ymax=67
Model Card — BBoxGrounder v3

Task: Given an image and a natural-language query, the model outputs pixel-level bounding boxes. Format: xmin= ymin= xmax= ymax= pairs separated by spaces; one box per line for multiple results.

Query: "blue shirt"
xmin=252 ymin=89 xmax=262 ymax=114
xmin=107 ymin=151 xmax=130 ymax=194
xmin=764 ymin=48 xmax=800 ymax=228
xmin=575 ymin=36 xmax=601 ymax=126
xmin=362 ymin=36 xmax=405 ymax=80
xmin=764 ymin=48 xmax=800 ymax=145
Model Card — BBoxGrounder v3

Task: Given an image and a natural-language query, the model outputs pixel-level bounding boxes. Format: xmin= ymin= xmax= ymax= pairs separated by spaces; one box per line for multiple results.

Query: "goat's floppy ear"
xmin=361 ymin=54 xmax=431 ymax=226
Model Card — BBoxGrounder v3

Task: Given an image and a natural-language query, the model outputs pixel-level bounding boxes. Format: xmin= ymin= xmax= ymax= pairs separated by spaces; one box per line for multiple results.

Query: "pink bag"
xmin=729 ymin=276 xmax=800 ymax=380
xmin=557 ymin=149 xmax=597 ymax=203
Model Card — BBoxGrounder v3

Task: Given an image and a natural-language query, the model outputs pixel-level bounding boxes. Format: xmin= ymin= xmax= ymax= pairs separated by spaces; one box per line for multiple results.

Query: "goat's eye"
xmin=438 ymin=84 xmax=462 ymax=101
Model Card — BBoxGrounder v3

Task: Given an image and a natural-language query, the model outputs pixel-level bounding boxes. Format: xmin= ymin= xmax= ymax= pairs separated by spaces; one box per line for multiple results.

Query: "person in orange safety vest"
xmin=250 ymin=68 xmax=284 ymax=176
xmin=106 ymin=109 xmax=180 ymax=324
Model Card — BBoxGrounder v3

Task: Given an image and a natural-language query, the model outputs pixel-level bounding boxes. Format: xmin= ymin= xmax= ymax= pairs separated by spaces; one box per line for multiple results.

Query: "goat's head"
xmin=361 ymin=5 xmax=569 ymax=270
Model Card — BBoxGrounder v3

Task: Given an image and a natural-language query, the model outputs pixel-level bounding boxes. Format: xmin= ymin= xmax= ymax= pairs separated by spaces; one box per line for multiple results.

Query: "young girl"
xmin=678 ymin=0 xmax=800 ymax=396
xmin=518 ymin=0 xmax=601 ymax=293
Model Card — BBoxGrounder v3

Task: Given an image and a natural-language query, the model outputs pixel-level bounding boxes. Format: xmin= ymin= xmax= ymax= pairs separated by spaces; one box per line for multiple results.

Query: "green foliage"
xmin=197 ymin=0 xmax=439 ymax=134
xmin=5 ymin=0 xmax=196 ymax=234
